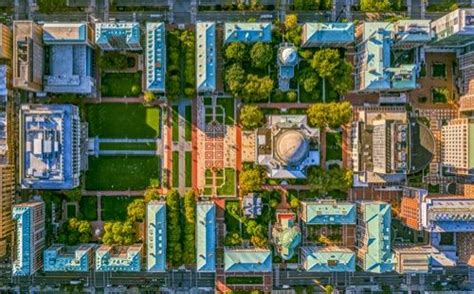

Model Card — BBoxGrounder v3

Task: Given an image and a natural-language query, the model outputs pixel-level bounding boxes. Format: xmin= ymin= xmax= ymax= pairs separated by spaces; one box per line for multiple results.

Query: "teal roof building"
xmin=43 ymin=244 xmax=94 ymax=272
xmin=355 ymin=22 xmax=418 ymax=92
xmin=224 ymin=248 xmax=272 ymax=272
xmin=12 ymin=202 xmax=45 ymax=277
xmin=146 ymin=201 xmax=166 ymax=272
xmin=145 ymin=23 xmax=166 ymax=92
xmin=356 ymin=202 xmax=393 ymax=273
xmin=224 ymin=22 xmax=272 ymax=44
xmin=95 ymin=22 xmax=141 ymax=51
xmin=196 ymin=22 xmax=216 ymax=93
xmin=301 ymin=23 xmax=354 ymax=47
xmin=300 ymin=200 xmax=356 ymax=225
xmin=301 ymin=246 xmax=356 ymax=272
xmin=196 ymin=202 xmax=216 ymax=272
xmin=95 ymin=245 xmax=142 ymax=272
xmin=273 ymin=213 xmax=301 ymax=260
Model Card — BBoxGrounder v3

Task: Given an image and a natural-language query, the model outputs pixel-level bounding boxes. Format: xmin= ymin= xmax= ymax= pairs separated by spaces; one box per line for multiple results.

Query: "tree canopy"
xmin=58 ymin=218 xmax=92 ymax=245
xmin=127 ymin=199 xmax=146 ymax=222
xmin=307 ymin=102 xmax=352 ymax=129
xmin=250 ymin=42 xmax=273 ymax=69
xmin=239 ymin=167 xmax=266 ymax=194
xmin=225 ymin=43 xmax=248 ymax=63
xmin=182 ymin=190 xmax=196 ymax=265
xmin=239 ymin=105 xmax=264 ymax=130
xmin=144 ymin=188 xmax=160 ymax=203
xmin=242 ymin=75 xmax=274 ymax=103
xmin=166 ymin=189 xmax=183 ymax=266
xmin=225 ymin=63 xmax=246 ymax=97
xmin=102 ymin=220 xmax=136 ymax=246
xmin=307 ymin=166 xmax=353 ymax=195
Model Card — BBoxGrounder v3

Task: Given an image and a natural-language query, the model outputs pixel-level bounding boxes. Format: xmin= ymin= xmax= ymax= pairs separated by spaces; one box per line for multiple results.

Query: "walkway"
xmin=98 ymin=150 xmax=157 ymax=155
xmin=88 ymin=97 xmax=144 ymax=104
xmin=99 ymin=138 xmax=156 ymax=143
xmin=82 ymin=190 xmax=146 ymax=196
xmin=256 ymin=102 xmax=311 ymax=109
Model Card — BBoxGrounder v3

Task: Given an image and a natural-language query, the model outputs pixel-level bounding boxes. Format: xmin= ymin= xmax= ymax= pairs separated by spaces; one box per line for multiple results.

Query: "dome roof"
xmin=280 ymin=47 xmax=297 ymax=65
xmin=275 ymin=130 xmax=309 ymax=165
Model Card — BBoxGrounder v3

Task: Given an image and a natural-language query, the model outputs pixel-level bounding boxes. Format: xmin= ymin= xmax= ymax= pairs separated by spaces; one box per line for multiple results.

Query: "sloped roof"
xmin=224 ymin=248 xmax=272 ymax=272
xmin=301 ymin=246 xmax=355 ymax=272
xmin=301 ymin=201 xmax=356 ymax=225
xmin=196 ymin=22 xmax=216 ymax=92
xmin=196 ymin=202 xmax=216 ymax=272
xmin=146 ymin=201 xmax=166 ymax=272
xmin=302 ymin=22 xmax=354 ymax=47
xmin=224 ymin=22 xmax=272 ymax=44
xmin=145 ymin=22 xmax=166 ymax=92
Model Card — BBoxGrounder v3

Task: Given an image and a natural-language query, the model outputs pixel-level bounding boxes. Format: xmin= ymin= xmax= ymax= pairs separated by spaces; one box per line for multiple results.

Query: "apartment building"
xmin=13 ymin=21 xmax=44 ymax=92
xmin=12 ymin=201 xmax=45 ymax=276
xmin=0 ymin=24 xmax=12 ymax=60
xmin=0 ymin=164 xmax=14 ymax=257
xmin=441 ymin=118 xmax=474 ymax=175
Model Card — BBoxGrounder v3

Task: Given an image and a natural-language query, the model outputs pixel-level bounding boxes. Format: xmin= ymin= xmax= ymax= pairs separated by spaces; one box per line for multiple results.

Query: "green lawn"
xmin=66 ymin=204 xmax=76 ymax=218
xmin=100 ymin=142 xmax=156 ymax=151
xmin=217 ymin=168 xmax=236 ymax=196
xmin=79 ymin=197 xmax=98 ymax=221
xmin=172 ymin=151 xmax=180 ymax=188
xmin=185 ymin=151 xmax=192 ymax=187
xmin=101 ymin=196 xmax=139 ymax=221
xmin=87 ymin=104 xmax=160 ymax=138
xmin=216 ymin=98 xmax=235 ymax=125
xmin=326 ymin=131 xmax=342 ymax=161
xmin=226 ymin=276 xmax=263 ymax=285
xmin=101 ymin=72 xmax=142 ymax=97
xmin=172 ymin=106 xmax=179 ymax=142
xmin=184 ymin=105 xmax=192 ymax=141
xmin=86 ymin=156 xmax=161 ymax=190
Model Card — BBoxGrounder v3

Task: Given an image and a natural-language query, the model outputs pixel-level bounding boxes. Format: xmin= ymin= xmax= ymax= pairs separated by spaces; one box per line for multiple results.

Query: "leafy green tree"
xmin=182 ymin=190 xmax=196 ymax=265
xmin=102 ymin=220 xmax=136 ymax=246
xmin=144 ymin=188 xmax=160 ymax=203
xmin=250 ymin=42 xmax=273 ymax=69
xmin=239 ymin=168 xmax=266 ymax=194
xmin=144 ymin=91 xmax=157 ymax=104
xmin=64 ymin=189 xmax=82 ymax=202
xmin=58 ymin=218 xmax=92 ymax=245
xmin=360 ymin=0 xmax=391 ymax=11
xmin=287 ymin=91 xmax=297 ymax=102
xmin=131 ymin=85 xmax=141 ymax=96
xmin=308 ymin=166 xmax=353 ymax=195
xmin=242 ymin=75 xmax=273 ymax=102
xmin=324 ymin=285 xmax=333 ymax=294
xmin=127 ymin=199 xmax=145 ymax=222
xmin=307 ymin=102 xmax=352 ymax=129
xmin=225 ymin=233 xmax=242 ymax=246
xmin=290 ymin=197 xmax=299 ymax=209
xmin=284 ymin=14 xmax=298 ymax=31
xmin=225 ymin=43 xmax=247 ymax=63
xmin=166 ymin=189 xmax=182 ymax=266
xmin=239 ymin=105 xmax=264 ymax=130
xmin=225 ymin=63 xmax=246 ymax=97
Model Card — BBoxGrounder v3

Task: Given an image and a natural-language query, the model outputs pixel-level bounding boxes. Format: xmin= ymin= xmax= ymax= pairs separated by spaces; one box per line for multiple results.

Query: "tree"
xmin=225 ymin=63 xmax=246 ymax=96
xmin=284 ymin=14 xmax=298 ymax=31
xmin=225 ymin=43 xmax=247 ymax=63
xmin=239 ymin=105 xmax=264 ymax=130
xmin=242 ymin=75 xmax=273 ymax=102
xmin=307 ymin=102 xmax=352 ymax=129
xmin=324 ymin=285 xmax=333 ymax=294
xmin=166 ymin=189 xmax=182 ymax=266
xmin=287 ymin=91 xmax=297 ymax=102
xmin=57 ymin=218 xmax=92 ymax=246
xmin=144 ymin=188 xmax=160 ymax=203
xmin=290 ymin=197 xmax=299 ymax=209
xmin=239 ymin=168 xmax=265 ymax=194
xmin=101 ymin=220 xmax=136 ymax=246
xmin=127 ymin=199 xmax=145 ymax=222
xmin=308 ymin=166 xmax=352 ymax=195
xmin=64 ymin=189 xmax=82 ymax=202
xmin=250 ymin=42 xmax=273 ymax=69
xmin=182 ymin=190 xmax=196 ymax=265
xmin=144 ymin=91 xmax=157 ymax=104
xmin=225 ymin=233 xmax=242 ymax=246
xmin=131 ymin=85 xmax=141 ymax=96
xmin=360 ymin=0 xmax=391 ymax=12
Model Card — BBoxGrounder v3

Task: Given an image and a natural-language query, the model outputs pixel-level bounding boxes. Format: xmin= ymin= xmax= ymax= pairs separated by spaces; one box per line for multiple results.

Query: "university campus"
xmin=0 ymin=0 xmax=474 ymax=293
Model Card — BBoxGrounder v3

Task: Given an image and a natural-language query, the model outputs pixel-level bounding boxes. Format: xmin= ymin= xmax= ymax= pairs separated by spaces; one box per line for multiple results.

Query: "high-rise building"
xmin=19 ymin=104 xmax=82 ymax=189
xmin=0 ymin=164 xmax=14 ymax=257
xmin=0 ymin=24 xmax=12 ymax=60
xmin=356 ymin=201 xmax=393 ymax=273
xmin=12 ymin=201 xmax=45 ymax=276
xmin=431 ymin=8 xmax=474 ymax=47
xmin=442 ymin=118 xmax=474 ymax=175
xmin=13 ymin=21 xmax=44 ymax=92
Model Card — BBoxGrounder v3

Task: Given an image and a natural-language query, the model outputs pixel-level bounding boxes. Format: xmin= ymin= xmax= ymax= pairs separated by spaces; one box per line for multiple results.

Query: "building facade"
xmin=95 ymin=22 xmax=141 ymax=51
xmin=13 ymin=21 xmax=44 ymax=92
xmin=0 ymin=164 xmax=14 ymax=257
xmin=12 ymin=201 xmax=45 ymax=276
xmin=95 ymin=245 xmax=142 ymax=272
xmin=43 ymin=244 xmax=95 ymax=272
xmin=0 ymin=24 xmax=12 ymax=60
xmin=441 ymin=118 xmax=474 ymax=175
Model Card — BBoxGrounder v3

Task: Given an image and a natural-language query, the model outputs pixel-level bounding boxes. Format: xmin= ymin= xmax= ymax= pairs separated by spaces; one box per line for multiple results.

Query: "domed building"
xmin=256 ymin=115 xmax=320 ymax=178
xmin=272 ymin=212 xmax=301 ymax=260
xmin=277 ymin=44 xmax=298 ymax=91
